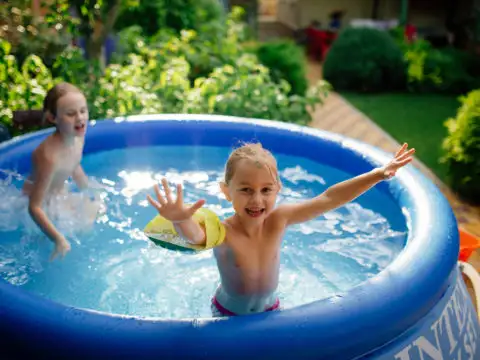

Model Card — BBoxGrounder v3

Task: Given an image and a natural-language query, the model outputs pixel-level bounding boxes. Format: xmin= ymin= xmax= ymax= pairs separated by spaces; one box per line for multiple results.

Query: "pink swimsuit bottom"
xmin=211 ymin=296 xmax=281 ymax=317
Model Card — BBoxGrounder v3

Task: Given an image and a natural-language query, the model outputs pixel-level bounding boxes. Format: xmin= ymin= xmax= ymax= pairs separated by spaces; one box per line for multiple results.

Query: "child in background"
xmin=147 ymin=142 xmax=415 ymax=317
xmin=23 ymin=82 xmax=91 ymax=261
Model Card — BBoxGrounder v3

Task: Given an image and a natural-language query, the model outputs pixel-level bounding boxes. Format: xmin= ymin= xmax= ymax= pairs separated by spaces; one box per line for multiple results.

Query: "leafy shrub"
xmin=89 ymin=55 xmax=164 ymax=120
xmin=442 ymin=89 xmax=480 ymax=203
xmin=112 ymin=7 xmax=246 ymax=82
xmin=52 ymin=46 xmax=97 ymax=85
xmin=147 ymin=7 xmax=247 ymax=81
xmin=388 ymin=26 xmax=406 ymax=45
xmin=255 ymin=40 xmax=308 ymax=96
xmin=115 ymin=1 xmax=163 ymax=36
xmin=159 ymin=0 xmax=224 ymax=33
xmin=0 ymin=0 xmax=77 ymax=67
xmin=323 ymin=27 xmax=406 ymax=92
xmin=112 ymin=26 xmax=148 ymax=64
xmin=425 ymin=49 xmax=476 ymax=93
xmin=115 ymin=0 xmax=224 ymax=36
xmin=442 ymin=47 xmax=480 ymax=80
xmin=1 ymin=35 xmax=330 ymax=132
xmin=183 ymin=54 xmax=329 ymax=124
xmin=0 ymin=39 xmax=55 ymax=134
xmin=403 ymin=40 xmax=478 ymax=94
xmin=90 ymin=49 xmax=329 ymax=123
xmin=0 ymin=3 xmax=331 ymax=134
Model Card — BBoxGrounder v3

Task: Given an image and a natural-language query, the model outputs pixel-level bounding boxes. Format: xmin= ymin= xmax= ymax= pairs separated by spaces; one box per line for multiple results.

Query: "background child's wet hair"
xmin=42 ymin=82 xmax=83 ymax=124
xmin=224 ymin=142 xmax=281 ymax=185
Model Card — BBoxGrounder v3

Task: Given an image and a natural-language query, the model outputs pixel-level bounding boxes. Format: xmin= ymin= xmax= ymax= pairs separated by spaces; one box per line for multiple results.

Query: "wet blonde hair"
xmin=224 ymin=142 xmax=281 ymax=186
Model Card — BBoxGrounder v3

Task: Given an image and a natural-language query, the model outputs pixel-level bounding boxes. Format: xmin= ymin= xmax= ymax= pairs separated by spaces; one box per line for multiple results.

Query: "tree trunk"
xmin=82 ymin=0 xmax=122 ymax=65
xmin=86 ymin=37 xmax=104 ymax=63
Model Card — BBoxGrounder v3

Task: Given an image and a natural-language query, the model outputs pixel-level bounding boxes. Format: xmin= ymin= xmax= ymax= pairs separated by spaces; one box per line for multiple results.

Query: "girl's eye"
xmin=262 ymin=188 xmax=272 ymax=194
xmin=239 ymin=188 xmax=250 ymax=193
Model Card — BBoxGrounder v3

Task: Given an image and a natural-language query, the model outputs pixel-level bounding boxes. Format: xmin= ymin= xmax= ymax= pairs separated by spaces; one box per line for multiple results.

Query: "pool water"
xmin=0 ymin=145 xmax=407 ymax=319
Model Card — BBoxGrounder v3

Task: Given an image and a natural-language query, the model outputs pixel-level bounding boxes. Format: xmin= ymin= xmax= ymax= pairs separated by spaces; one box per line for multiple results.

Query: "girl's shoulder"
xmin=32 ymin=136 xmax=58 ymax=168
xmin=265 ymin=207 xmax=289 ymax=231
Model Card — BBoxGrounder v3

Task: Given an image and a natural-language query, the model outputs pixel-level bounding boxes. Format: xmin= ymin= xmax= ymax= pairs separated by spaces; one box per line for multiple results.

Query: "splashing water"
xmin=0 ymin=146 xmax=407 ymax=318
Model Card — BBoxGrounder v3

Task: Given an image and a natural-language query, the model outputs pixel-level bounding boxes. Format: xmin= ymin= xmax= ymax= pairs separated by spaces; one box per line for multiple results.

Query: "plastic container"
xmin=459 ymin=228 xmax=480 ymax=262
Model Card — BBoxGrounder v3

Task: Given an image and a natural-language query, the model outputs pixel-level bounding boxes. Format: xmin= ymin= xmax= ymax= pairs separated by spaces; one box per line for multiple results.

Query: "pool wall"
xmin=0 ymin=115 xmax=478 ymax=360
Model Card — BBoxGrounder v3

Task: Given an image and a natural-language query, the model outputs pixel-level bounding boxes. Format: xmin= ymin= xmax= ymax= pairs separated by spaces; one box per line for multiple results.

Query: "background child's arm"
xmin=276 ymin=144 xmax=415 ymax=226
xmin=72 ymin=165 xmax=89 ymax=190
xmin=147 ymin=179 xmax=206 ymax=245
xmin=28 ymin=158 xmax=69 ymax=254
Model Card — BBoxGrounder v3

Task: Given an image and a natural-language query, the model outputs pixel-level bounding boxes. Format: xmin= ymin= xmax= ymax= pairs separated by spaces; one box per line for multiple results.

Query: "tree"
xmin=69 ymin=0 xmax=138 ymax=63
xmin=0 ymin=0 xmax=76 ymax=66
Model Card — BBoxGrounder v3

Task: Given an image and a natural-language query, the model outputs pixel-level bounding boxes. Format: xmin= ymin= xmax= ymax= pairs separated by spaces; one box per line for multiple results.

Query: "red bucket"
xmin=459 ymin=228 xmax=480 ymax=262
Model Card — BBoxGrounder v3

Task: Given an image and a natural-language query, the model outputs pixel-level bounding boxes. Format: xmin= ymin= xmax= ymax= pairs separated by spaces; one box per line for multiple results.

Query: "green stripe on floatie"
xmin=148 ymin=237 xmax=197 ymax=253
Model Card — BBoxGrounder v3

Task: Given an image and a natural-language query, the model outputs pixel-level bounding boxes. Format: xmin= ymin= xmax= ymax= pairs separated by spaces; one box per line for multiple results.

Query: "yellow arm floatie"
xmin=143 ymin=208 xmax=226 ymax=252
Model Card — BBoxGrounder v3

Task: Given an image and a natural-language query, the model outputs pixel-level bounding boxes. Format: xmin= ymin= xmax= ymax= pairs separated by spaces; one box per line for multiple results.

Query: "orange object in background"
xmin=459 ymin=228 xmax=480 ymax=262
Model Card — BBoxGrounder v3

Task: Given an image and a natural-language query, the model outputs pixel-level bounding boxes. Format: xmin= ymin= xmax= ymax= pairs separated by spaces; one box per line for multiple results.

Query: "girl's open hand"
xmin=381 ymin=143 xmax=416 ymax=179
xmin=147 ymin=178 xmax=205 ymax=223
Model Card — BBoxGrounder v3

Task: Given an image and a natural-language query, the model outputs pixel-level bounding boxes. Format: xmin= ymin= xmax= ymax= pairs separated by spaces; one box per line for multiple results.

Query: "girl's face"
xmin=53 ymin=92 xmax=89 ymax=138
xmin=221 ymin=159 xmax=280 ymax=225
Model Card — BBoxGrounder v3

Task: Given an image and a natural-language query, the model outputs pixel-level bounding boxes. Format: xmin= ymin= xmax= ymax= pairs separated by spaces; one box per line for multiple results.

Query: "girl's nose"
xmin=250 ymin=192 xmax=262 ymax=204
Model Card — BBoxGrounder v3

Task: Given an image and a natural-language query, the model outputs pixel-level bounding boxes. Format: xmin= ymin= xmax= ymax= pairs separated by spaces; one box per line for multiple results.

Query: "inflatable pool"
xmin=0 ymin=114 xmax=479 ymax=360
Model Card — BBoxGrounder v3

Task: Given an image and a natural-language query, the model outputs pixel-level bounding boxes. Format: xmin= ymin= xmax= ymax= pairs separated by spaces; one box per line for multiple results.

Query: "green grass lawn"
xmin=341 ymin=92 xmax=461 ymax=182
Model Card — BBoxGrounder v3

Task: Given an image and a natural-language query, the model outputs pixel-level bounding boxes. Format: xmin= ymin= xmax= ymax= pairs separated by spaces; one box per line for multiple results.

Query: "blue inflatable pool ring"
xmin=0 ymin=114 xmax=479 ymax=360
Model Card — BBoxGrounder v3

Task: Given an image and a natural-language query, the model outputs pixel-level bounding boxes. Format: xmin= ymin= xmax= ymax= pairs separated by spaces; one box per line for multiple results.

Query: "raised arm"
xmin=28 ymin=156 xmax=71 ymax=260
xmin=147 ymin=179 xmax=206 ymax=245
xmin=276 ymin=143 xmax=415 ymax=226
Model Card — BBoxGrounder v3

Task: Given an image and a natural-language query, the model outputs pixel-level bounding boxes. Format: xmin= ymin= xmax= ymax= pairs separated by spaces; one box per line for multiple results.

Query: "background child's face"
xmin=222 ymin=159 xmax=279 ymax=223
xmin=54 ymin=92 xmax=89 ymax=138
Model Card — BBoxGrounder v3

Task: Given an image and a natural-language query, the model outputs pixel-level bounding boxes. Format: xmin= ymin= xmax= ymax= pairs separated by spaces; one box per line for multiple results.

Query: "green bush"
xmin=443 ymin=48 xmax=480 ymax=80
xmin=323 ymin=27 xmax=406 ymax=92
xmin=115 ymin=0 xmax=224 ymax=36
xmin=388 ymin=26 xmax=406 ymax=46
xmin=183 ymin=54 xmax=329 ymax=124
xmin=425 ymin=49 xmax=475 ymax=94
xmin=255 ymin=40 xmax=308 ymax=96
xmin=0 ymin=0 xmax=77 ymax=68
xmin=0 ymin=5 xmax=330 ymax=133
xmin=53 ymin=45 xmax=186 ymax=120
xmin=0 ymin=39 xmax=56 ymax=134
xmin=112 ymin=26 xmax=148 ymax=64
xmin=115 ymin=1 xmax=163 ymax=36
xmin=147 ymin=7 xmax=247 ymax=81
xmin=159 ymin=0 xmax=224 ymax=33
xmin=52 ymin=46 xmax=96 ymax=85
xmin=442 ymin=89 xmax=480 ymax=203
xmin=112 ymin=7 xmax=247 ymax=82
xmin=90 ymin=55 xmax=165 ymax=120
xmin=0 ymin=32 xmax=331 ymax=133
xmin=403 ymin=40 xmax=478 ymax=94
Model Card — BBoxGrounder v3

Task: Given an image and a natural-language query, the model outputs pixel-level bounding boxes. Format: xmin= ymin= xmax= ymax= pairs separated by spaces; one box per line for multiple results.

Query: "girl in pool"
xmin=147 ymin=142 xmax=415 ymax=317
xmin=23 ymin=82 xmax=92 ymax=261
